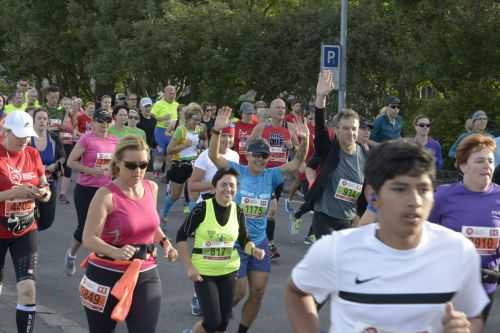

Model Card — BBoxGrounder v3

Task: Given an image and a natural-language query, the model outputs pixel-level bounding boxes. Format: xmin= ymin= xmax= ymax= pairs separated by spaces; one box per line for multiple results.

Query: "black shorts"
xmin=312 ymin=211 xmax=352 ymax=239
xmin=0 ymin=230 xmax=38 ymax=282
xmin=167 ymin=161 xmax=193 ymax=184
xmin=62 ymin=143 xmax=74 ymax=178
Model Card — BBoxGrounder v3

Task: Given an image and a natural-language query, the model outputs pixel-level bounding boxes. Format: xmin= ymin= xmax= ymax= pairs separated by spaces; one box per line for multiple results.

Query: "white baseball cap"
xmin=3 ymin=111 xmax=38 ymax=138
xmin=140 ymin=97 xmax=153 ymax=107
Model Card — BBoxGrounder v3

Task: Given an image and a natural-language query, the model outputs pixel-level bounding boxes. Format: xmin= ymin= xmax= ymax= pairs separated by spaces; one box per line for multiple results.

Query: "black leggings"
xmin=62 ymin=144 xmax=74 ymax=178
xmin=312 ymin=211 xmax=352 ymax=239
xmin=83 ymin=264 xmax=162 ymax=333
xmin=36 ymin=181 xmax=57 ymax=231
xmin=73 ymin=184 xmax=98 ymax=242
xmin=194 ymin=272 xmax=237 ymax=333
xmin=0 ymin=230 xmax=38 ymax=282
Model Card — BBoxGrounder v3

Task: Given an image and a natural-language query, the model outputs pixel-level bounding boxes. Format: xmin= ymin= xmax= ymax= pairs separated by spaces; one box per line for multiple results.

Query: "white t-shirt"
xmin=292 ymin=222 xmax=489 ymax=333
xmin=179 ymin=130 xmax=200 ymax=159
xmin=193 ymin=149 xmax=240 ymax=199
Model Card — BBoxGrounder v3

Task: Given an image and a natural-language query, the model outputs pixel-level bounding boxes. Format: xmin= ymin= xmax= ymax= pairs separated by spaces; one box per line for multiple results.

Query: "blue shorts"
xmin=237 ymin=239 xmax=271 ymax=278
xmin=154 ymin=127 xmax=171 ymax=154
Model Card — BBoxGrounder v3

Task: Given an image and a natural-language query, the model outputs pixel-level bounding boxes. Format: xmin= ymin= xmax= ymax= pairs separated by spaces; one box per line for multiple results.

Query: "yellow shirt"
xmin=4 ymin=104 xmax=26 ymax=114
xmin=151 ymin=99 xmax=178 ymax=128
xmin=21 ymin=101 xmax=41 ymax=110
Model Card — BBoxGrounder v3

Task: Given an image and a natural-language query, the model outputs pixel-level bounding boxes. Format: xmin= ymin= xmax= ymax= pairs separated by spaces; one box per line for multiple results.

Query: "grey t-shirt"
xmin=314 ymin=146 xmax=366 ymax=219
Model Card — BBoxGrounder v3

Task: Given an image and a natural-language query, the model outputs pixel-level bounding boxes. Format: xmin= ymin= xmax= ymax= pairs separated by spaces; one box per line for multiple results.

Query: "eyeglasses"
xmin=476 ymin=117 xmax=488 ymax=121
xmin=251 ymin=152 xmax=269 ymax=159
xmin=96 ymin=118 xmax=112 ymax=124
xmin=129 ymin=116 xmax=139 ymax=120
xmin=389 ymin=105 xmax=400 ymax=109
xmin=417 ymin=123 xmax=431 ymax=128
xmin=123 ymin=161 xmax=148 ymax=170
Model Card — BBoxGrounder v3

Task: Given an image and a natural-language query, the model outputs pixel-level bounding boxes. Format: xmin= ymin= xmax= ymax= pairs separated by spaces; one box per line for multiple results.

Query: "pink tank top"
xmin=89 ymin=180 xmax=160 ymax=272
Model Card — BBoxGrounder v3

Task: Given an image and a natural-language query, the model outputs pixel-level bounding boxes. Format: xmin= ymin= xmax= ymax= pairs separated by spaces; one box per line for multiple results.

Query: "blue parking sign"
xmin=321 ymin=44 xmax=340 ymax=70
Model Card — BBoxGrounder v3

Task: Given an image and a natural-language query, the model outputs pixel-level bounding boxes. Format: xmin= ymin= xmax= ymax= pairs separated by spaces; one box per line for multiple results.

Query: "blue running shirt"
xmin=228 ymin=161 xmax=284 ymax=243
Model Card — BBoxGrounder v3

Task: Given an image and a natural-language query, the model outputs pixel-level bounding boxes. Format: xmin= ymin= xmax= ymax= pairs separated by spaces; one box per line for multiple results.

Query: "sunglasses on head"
xmin=96 ymin=118 xmax=112 ymax=124
xmin=251 ymin=152 xmax=269 ymax=159
xmin=389 ymin=104 xmax=400 ymax=109
xmin=417 ymin=123 xmax=431 ymax=128
xmin=123 ymin=161 xmax=148 ymax=170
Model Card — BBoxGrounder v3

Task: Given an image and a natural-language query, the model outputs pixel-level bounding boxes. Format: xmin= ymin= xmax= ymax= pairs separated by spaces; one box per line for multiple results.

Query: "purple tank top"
xmin=89 ymin=180 xmax=160 ymax=272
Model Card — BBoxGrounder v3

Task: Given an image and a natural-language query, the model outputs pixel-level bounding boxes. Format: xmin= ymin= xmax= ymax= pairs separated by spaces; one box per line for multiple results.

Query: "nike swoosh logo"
xmin=355 ymin=276 xmax=380 ymax=284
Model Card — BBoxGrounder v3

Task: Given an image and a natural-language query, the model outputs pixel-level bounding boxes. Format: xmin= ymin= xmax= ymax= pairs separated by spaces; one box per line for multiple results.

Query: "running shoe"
xmin=268 ymin=243 xmax=281 ymax=260
xmin=288 ymin=213 xmax=303 ymax=235
xmin=304 ymin=234 xmax=316 ymax=246
xmin=191 ymin=295 xmax=202 ymax=316
xmin=59 ymin=194 xmax=70 ymax=204
xmin=64 ymin=249 xmax=76 ymax=276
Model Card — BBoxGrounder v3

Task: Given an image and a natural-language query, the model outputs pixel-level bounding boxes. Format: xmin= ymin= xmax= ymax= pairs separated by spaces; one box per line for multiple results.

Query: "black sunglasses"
xmin=389 ymin=104 xmax=400 ymax=109
xmin=417 ymin=123 xmax=431 ymax=128
xmin=251 ymin=152 xmax=270 ymax=159
xmin=123 ymin=161 xmax=148 ymax=170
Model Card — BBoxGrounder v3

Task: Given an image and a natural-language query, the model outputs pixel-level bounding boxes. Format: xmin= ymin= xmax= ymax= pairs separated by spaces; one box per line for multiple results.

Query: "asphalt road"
xmin=0 ymin=182 xmax=499 ymax=333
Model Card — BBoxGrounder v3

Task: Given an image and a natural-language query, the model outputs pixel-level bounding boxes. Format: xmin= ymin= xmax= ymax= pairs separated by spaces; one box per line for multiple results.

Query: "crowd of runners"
xmin=0 ymin=72 xmax=498 ymax=333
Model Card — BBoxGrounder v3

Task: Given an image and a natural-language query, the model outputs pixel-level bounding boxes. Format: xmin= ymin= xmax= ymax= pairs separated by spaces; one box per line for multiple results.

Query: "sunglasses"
xmin=96 ymin=118 xmax=112 ymax=124
xmin=417 ymin=123 xmax=431 ymax=128
xmin=251 ymin=152 xmax=270 ymax=159
xmin=129 ymin=116 xmax=139 ymax=120
xmin=389 ymin=105 xmax=400 ymax=109
xmin=123 ymin=161 xmax=148 ymax=170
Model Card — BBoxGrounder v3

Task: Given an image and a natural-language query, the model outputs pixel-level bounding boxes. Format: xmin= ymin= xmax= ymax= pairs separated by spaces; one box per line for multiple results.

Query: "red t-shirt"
xmin=234 ymin=122 xmax=257 ymax=165
xmin=77 ymin=112 xmax=92 ymax=134
xmin=262 ymin=125 xmax=292 ymax=167
xmin=0 ymin=145 xmax=45 ymax=238
xmin=286 ymin=113 xmax=303 ymax=124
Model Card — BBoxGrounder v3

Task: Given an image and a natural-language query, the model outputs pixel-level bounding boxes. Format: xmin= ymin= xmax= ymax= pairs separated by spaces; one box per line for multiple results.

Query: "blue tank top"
xmin=31 ymin=133 xmax=56 ymax=166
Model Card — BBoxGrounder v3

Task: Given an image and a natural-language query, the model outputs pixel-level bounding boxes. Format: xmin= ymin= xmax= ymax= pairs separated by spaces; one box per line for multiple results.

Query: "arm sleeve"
xmin=314 ymin=107 xmax=331 ymax=158
xmin=451 ymin=241 xmax=490 ymax=317
xmin=176 ymin=202 xmax=206 ymax=243
xmin=291 ymin=234 xmax=337 ymax=303
xmin=236 ymin=206 xmax=250 ymax=247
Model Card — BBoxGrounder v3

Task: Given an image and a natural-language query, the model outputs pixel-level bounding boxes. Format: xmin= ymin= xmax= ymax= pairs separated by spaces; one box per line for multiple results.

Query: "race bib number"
xmin=60 ymin=132 xmax=73 ymax=140
xmin=462 ymin=226 xmax=500 ymax=255
xmin=49 ymin=119 xmax=61 ymax=129
xmin=201 ymin=240 xmax=233 ymax=261
xmin=241 ymin=197 xmax=268 ymax=218
xmin=335 ymin=178 xmax=363 ymax=203
xmin=79 ymin=275 xmax=110 ymax=313
xmin=95 ymin=153 xmax=113 ymax=170
xmin=4 ymin=199 xmax=35 ymax=217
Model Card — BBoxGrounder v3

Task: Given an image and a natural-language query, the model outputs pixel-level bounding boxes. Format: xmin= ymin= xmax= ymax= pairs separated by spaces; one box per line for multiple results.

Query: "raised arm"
xmin=314 ymin=71 xmax=335 ymax=158
xmin=281 ymin=118 xmax=309 ymax=175
xmin=208 ymin=107 xmax=232 ymax=169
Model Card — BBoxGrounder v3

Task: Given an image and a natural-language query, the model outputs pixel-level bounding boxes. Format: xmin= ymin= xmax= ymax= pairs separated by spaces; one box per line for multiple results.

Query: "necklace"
xmin=5 ymin=149 xmax=24 ymax=185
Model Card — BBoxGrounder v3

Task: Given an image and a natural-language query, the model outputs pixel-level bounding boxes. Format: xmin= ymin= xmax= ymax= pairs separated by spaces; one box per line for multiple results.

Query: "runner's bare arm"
xmin=284 ymin=279 xmax=321 ymax=333
xmin=208 ymin=107 xmax=232 ymax=169
xmin=67 ymin=143 xmax=102 ymax=176
xmin=280 ymin=120 xmax=309 ymax=175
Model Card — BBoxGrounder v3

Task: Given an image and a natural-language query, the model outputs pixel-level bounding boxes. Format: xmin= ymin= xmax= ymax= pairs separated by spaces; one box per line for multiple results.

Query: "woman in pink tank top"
xmin=80 ymin=135 xmax=177 ymax=333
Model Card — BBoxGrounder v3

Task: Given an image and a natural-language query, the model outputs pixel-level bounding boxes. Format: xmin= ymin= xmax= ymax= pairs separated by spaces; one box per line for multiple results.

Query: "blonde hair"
xmin=110 ymin=136 xmax=150 ymax=177
xmin=184 ymin=102 xmax=203 ymax=120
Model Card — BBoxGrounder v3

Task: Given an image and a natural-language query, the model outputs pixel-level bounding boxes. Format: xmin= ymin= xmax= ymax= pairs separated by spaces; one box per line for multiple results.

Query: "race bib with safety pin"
xmin=79 ymin=275 xmax=110 ymax=313
xmin=95 ymin=153 xmax=113 ymax=170
xmin=241 ymin=197 xmax=268 ymax=218
xmin=462 ymin=226 xmax=500 ymax=255
xmin=335 ymin=178 xmax=363 ymax=203
xmin=201 ymin=240 xmax=234 ymax=261
xmin=4 ymin=199 xmax=35 ymax=217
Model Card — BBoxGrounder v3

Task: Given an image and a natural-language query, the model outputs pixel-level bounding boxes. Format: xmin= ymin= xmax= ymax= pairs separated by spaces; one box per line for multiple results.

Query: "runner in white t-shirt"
xmin=285 ymin=140 xmax=489 ymax=333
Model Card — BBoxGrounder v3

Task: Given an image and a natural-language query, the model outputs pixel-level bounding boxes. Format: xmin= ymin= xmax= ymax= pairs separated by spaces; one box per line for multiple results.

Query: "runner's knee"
xmin=17 ymin=279 xmax=36 ymax=304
